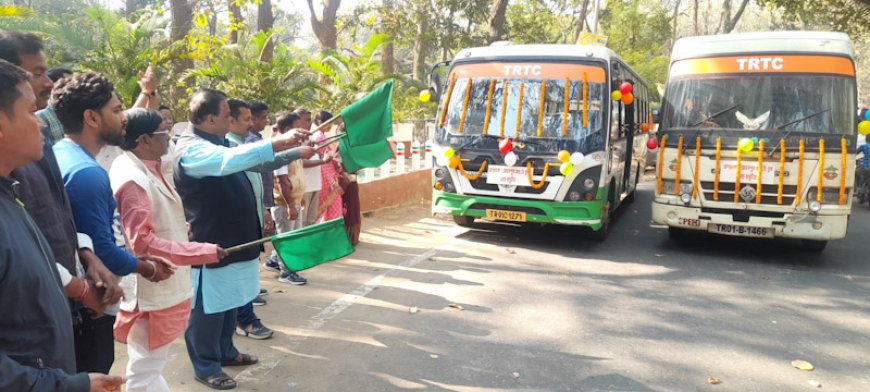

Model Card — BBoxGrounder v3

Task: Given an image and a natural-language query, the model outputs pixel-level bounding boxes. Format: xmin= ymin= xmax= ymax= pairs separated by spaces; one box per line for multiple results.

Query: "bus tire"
xmin=801 ymin=239 xmax=827 ymax=252
xmin=590 ymin=184 xmax=616 ymax=242
xmin=452 ymin=215 xmax=475 ymax=227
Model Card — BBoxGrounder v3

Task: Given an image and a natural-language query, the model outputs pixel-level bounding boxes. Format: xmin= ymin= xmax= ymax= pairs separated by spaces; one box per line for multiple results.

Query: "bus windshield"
xmin=441 ymin=63 xmax=608 ymax=141
xmin=662 ymin=74 xmax=856 ymax=134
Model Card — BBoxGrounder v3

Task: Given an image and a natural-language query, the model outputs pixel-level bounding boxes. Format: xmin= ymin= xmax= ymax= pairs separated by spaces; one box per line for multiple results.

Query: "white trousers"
xmin=126 ymin=318 xmax=171 ymax=392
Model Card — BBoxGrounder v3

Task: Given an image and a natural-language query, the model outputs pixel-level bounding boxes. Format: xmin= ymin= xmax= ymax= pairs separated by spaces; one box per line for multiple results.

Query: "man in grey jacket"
xmin=0 ymin=60 xmax=125 ymax=391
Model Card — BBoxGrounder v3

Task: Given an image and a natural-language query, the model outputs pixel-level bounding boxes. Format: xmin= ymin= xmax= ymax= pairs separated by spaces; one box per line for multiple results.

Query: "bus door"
xmin=608 ymin=62 xmax=627 ymax=198
xmin=622 ymin=89 xmax=636 ymax=194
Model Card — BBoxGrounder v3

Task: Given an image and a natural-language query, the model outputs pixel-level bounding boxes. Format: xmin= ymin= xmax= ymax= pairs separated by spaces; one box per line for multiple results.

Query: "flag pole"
xmin=225 ymin=236 xmax=274 ymax=255
xmin=310 ymin=113 xmax=343 ymax=133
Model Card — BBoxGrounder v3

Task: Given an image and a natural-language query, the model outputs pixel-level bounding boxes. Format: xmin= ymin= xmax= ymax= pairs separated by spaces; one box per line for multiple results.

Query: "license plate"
xmin=708 ymin=223 xmax=773 ymax=238
xmin=485 ymin=209 xmax=527 ymax=222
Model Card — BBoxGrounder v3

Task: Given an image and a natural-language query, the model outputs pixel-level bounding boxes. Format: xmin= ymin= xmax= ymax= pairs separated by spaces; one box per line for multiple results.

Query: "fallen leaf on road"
xmin=707 ymin=377 xmax=721 ymax=385
xmin=276 ymin=289 xmax=286 ymax=293
xmin=409 ymin=307 xmax=419 ymax=314
xmin=430 ymin=354 xmax=439 ymax=359
xmin=448 ymin=304 xmax=464 ymax=310
xmin=506 ymin=248 xmax=516 ymax=254
xmin=807 ymin=380 xmax=821 ymax=388
xmin=792 ymin=360 xmax=814 ymax=371
xmin=512 ymin=372 xmax=520 ymax=379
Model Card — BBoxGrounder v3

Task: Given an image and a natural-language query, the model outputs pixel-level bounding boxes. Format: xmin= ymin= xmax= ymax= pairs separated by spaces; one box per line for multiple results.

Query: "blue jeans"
xmin=236 ymin=301 xmax=258 ymax=327
xmin=184 ymin=279 xmax=240 ymax=378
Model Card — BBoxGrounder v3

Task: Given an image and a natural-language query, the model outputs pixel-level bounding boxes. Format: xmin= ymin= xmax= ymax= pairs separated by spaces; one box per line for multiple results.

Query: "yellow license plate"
xmin=485 ymin=209 xmax=527 ymax=222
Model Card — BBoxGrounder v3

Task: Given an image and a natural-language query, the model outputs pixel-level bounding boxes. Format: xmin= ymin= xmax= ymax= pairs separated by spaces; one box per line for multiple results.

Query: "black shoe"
xmin=263 ymin=258 xmax=281 ymax=272
xmin=235 ymin=321 xmax=273 ymax=340
xmin=278 ymin=271 xmax=307 ymax=285
xmin=259 ymin=288 xmax=268 ymax=295
xmin=252 ymin=295 xmax=266 ymax=306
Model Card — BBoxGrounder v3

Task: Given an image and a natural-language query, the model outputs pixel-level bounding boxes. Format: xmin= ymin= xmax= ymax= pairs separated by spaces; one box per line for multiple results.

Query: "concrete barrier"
xmin=358 ymin=169 xmax=431 ymax=213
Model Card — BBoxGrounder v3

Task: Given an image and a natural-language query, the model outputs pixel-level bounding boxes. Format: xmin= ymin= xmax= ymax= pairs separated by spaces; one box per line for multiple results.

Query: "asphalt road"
xmin=113 ymin=178 xmax=870 ymax=392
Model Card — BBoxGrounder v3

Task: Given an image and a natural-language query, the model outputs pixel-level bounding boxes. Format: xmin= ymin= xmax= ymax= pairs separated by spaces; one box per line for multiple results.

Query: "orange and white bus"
xmin=652 ymin=32 xmax=858 ymax=251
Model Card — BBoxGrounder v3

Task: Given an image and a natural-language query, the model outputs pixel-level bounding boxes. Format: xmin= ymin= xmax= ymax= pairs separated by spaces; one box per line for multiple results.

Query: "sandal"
xmin=221 ymin=353 xmax=259 ymax=367
xmin=195 ymin=372 xmax=237 ymax=390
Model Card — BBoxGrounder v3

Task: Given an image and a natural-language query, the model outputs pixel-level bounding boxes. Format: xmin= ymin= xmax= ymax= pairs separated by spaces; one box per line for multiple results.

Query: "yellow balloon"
xmin=560 ymin=162 xmax=574 ymax=176
xmin=557 ymin=150 xmax=570 ymax=162
xmin=611 ymin=91 xmax=622 ymax=101
xmin=444 ymin=147 xmax=455 ymax=158
xmin=447 ymin=156 xmax=460 ymax=169
xmin=419 ymin=89 xmax=432 ymax=103
xmin=859 ymin=120 xmax=870 ymax=135
xmin=738 ymin=138 xmax=754 ymax=152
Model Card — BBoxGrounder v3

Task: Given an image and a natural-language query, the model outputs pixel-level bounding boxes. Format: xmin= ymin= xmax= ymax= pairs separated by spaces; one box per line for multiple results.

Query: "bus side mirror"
xmin=428 ymin=61 xmax=451 ymax=103
xmin=651 ymin=106 xmax=662 ymax=124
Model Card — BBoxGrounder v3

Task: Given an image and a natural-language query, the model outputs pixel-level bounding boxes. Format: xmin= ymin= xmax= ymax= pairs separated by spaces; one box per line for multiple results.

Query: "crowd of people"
xmin=0 ymin=29 xmax=364 ymax=391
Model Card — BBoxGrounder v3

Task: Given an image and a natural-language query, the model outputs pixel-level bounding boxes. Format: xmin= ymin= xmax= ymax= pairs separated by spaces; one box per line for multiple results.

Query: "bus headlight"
xmin=434 ymin=168 xmax=447 ymax=179
xmin=583 ymin=178 xmax=595 ymax=190
xmin=565 ymin=165 xmax=602 ymax=202
xmin=433 ymin=165 xmax=457 ymax=193
xmin=808 ymin=200 xmax=822 ymax=213
xmin=680 ymin=193 xmax=692 ymax=205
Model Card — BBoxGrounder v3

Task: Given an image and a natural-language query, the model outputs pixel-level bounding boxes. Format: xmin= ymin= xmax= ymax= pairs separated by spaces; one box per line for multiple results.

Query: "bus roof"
xmin=672 ymin=31 xmax=854 ymax=61
xmin=453 ymin=44 xmax=621 ymax=64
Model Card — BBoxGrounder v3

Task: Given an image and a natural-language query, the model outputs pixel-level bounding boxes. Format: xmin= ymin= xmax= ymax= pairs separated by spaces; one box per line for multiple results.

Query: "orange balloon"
xmin=621 ymin=92 xmax=634 ymax=105
xmin=641 ymin=123 xmax=650 ymax=132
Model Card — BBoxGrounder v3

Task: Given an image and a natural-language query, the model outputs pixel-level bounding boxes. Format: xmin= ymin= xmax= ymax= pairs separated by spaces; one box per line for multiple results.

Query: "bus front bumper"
xmin=433 ymin=192 xmax=605 ymax=229
xmin=651 ymin=201 xmax=848 ymax=240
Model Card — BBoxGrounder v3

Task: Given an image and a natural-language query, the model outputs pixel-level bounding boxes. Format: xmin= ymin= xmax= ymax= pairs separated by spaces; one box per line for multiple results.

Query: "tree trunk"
xmin=572 ymin=0 xmax=591 ymax=43
xmin=382 ymin=0 xmax=396 ymax=74
xmin=306 ymin=0 xmax=341 ymax=52
xmin=412 ymin=1 xmax=429 ymax=81
xmin=169 ymin=0 xmax=193 ymax=107
xmin=671 ymin=0 xmax=681 ymax=41
xmin=258 ymin=0 xmax=275 ymax=62
xmin=716 ymin=0 xmax=731 ymax=34
xmin=228 ymin=0 xmax=243 ymax=44
xmin=693 ymin=0 xmax=699 ymax=35
xmin=723 ymin=0 xmax=750 ymax=33
xmin=486 ymin=0 xmax=510 ymax=44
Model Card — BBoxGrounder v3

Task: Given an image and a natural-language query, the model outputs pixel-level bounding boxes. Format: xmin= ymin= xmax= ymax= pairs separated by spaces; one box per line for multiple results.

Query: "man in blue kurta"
xmin=173 ymin=88 xmax=309 ymax=390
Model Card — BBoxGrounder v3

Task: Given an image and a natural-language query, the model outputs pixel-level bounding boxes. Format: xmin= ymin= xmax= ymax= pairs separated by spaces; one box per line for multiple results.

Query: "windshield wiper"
xmin=690 ymin=104 xmax=740 ymax=127
xmin=774 ymin=108 xmax=831 ymax=131
xmin=766 ymin=108 xmax=831 ymax=157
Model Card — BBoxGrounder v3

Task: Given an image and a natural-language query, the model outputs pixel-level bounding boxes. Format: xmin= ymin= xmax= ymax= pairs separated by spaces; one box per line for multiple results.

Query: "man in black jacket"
xmin=0 ymin=60 xmax=125 ymax=391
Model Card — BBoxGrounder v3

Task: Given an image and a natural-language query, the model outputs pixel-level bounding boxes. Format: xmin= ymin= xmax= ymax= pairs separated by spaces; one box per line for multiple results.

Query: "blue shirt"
xmin=178 ymin=130 xmax=275 ymax=313
xmin=858 ymin=143 xmax=870 ymax=169
xmin=54 ymin=139 xmax=138 ymax=276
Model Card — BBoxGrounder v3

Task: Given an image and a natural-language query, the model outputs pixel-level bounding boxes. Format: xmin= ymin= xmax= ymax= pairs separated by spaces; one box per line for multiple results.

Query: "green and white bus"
xmin=429 ymin=43 xmax=652 ymax=240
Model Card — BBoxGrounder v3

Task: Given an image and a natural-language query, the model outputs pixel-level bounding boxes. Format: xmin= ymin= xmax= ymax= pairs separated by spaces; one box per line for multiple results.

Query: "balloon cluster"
xmin=611 ymin=82 xmax=634 ymax=105
xmin=557 ymin=150 xmax=585 ymax=176
xmin=859 ymin=111 xmax=870 ymax=135
xmin=499 ymin=138 xmax=519 ymax=166
xmin=443 ymin=147 xmax=460 ymax=168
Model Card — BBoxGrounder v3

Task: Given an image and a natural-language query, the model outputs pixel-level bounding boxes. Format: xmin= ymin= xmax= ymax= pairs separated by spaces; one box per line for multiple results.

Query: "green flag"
xmin=273 ymin=218 xmax=354 ymax=271
xmin=341 ymin=80 xmax=394 ymax=147
xmin=339 ymin=137 xmax=394 ymax=173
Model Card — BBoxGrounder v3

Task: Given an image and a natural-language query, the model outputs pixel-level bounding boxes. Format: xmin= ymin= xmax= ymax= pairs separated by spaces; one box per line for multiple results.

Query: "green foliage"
xmin=600 ymin=0 xmax=673 ymax=96
xmin=185 ymin=30 xmax=319 ymax=113
xmin=306 ymin=33 xmax=431 ymax=122
xmin=79 ymin=8 xmax=171 ymax=105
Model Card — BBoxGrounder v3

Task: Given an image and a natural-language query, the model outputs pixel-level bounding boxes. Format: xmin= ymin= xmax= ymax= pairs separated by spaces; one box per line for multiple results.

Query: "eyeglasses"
xmin=145 ymin=131 xmax=171 ymax=140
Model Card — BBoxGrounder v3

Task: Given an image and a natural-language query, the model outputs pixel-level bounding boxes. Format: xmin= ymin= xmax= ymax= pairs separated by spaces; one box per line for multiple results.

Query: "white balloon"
xmin=435 ymin=154 xmax=448 ymax=167
xmin=504 ymin=151 xmax=518 ymax=167
xmin=569 ymin=152 xmax=585 ymax=166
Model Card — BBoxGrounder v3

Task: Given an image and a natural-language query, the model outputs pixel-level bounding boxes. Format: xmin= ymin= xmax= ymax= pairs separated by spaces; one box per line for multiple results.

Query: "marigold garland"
xmin=458 ymin=157 xmax=487 ymax=181
xmin=526 ymin=162 xmax=550 ymax=189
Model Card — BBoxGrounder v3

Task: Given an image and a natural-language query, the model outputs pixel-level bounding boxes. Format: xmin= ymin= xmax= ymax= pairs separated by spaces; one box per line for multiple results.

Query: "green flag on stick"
xmin=273 ymin=218 xmax=354 ymax=271
xmin=341 ymin=80 xmax=394 ymax=147
xmin=339 ymin=137 xmax=394 ymax=173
